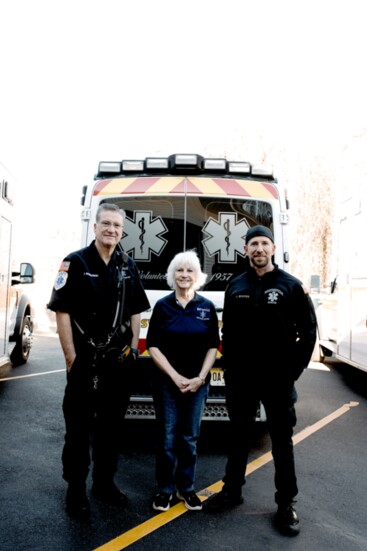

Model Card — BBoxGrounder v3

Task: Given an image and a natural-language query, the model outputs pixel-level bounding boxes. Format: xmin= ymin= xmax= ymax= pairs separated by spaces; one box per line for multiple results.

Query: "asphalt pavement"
xmin=0 ymin=331 xmax=366 ymax=551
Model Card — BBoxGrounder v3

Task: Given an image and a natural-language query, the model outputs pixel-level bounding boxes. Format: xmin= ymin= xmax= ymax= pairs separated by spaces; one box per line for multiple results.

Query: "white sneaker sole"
xmin=176 ymin=491 xmax=202 ymax=511
xmin=152 ymin=495 xmax=172 ymax=512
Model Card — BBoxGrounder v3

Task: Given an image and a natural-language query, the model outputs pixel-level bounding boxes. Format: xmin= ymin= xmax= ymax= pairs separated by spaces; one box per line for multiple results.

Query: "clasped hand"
xmin=175 ymin=375 xmax=203 ymax=393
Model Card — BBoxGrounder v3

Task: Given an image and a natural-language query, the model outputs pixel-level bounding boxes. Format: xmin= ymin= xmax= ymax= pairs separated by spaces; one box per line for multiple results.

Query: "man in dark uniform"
xmin=206 ymin=225 xmax=317 ymax=536
xmin=48 ymin=203 xmax=150 ymax=519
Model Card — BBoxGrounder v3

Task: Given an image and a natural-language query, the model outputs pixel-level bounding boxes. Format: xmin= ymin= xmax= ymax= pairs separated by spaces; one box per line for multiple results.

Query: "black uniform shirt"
xmin=222 ymin=264 xmax=317 ymax=381
xmin=48 ymin=241 xmax=150 ymax=350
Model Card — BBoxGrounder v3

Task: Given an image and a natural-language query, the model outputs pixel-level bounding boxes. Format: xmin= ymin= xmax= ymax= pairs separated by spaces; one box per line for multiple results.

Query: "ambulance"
xmin=312 ymin=185 xmax=367 ymax=372
xmin=80 ymin=153 xmax=290 ymax=420
xmin=0 ymin=163 xmax=35 ymax=368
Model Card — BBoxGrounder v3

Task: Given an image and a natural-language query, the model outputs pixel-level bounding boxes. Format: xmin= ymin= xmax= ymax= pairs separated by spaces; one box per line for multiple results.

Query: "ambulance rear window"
xmin=103 ymin=196 xmax=273 ymax=292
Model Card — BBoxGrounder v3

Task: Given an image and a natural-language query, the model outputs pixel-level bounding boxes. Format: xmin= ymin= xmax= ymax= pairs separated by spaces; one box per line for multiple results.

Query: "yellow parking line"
xmin=93 ymin=401 xmax=359 ymax=551
xmin=292 ymin=400 xmax=359 ymax=445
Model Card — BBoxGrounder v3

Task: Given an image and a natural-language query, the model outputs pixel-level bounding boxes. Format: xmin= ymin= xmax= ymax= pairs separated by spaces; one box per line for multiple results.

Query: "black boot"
xmin=66 ymin=483 xmax=90 ymax=519
xmin=274 ymin=502 xmax=300 ymax=536
xmin=92 ymin=481 xmax=128 ymax=508
xmin=205 ymin=487 xmax=243 ymax=513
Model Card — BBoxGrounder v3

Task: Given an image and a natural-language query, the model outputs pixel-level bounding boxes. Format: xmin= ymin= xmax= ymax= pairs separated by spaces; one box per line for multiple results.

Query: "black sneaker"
xmin=176 ymin=491 xmax=202 ymax=511
xmin=274 ymin=503 xmax=300 ymax=536
xmin=205 ymin=489 xmax=243 ymax=513
xmin=92 ymin=483 xmax=128 ymax=508
xmin=152 ymin=492 xmax=172 ymax=511
xmin=66 ymin=484 xmax=90 ymax=519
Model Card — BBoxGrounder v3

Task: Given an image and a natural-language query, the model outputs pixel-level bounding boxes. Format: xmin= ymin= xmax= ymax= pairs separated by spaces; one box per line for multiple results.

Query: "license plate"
xmin=210 ymin=367 xmax=225 ymax=386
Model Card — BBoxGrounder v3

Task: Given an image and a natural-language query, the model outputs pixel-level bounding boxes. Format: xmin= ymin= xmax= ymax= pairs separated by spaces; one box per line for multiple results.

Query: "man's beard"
xmin=251 ymin=255 xmax=269 ymax=268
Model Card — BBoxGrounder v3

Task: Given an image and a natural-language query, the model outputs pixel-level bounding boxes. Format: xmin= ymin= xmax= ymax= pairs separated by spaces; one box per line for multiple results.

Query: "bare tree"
xmin=288 ymin=155 xmax=335 ymax=287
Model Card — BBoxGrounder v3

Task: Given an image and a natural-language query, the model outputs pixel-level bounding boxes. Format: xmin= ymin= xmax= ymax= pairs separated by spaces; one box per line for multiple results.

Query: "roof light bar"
xmin=122 ymin=160 xmax=145 ymax=172
xmin=228 ymin=161 xmax=251 ymax=174
xmin=204 ymin=158 xmax=227 ymax=171
xmin=251 ymin=164 xmax=273 ymax=177
xmin=169 ymin=153 xmax=205 ymax=172
xmin=146 ymin=157 xmax=169 ymax=170
xmin=98 ymin=161 xmax=121 ymax=174
xmin=96 ymin=154 xmax=276 ymax=180
xmin=173 ymin=154 xmax=199 ymax=166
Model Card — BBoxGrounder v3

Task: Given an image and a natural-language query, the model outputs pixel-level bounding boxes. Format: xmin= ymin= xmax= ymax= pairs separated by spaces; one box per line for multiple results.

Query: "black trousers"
xmin=62 ymin=352 xmax=134 ymax=487
xmin=223 ymin=371 xmax=298 ymax=505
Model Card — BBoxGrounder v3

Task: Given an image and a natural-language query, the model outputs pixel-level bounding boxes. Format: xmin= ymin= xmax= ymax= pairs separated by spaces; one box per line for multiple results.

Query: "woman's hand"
xmin=172 ymin=373 xmax=191 ymax=391
xmin=180 ymin=376 xmax=205 ymax=393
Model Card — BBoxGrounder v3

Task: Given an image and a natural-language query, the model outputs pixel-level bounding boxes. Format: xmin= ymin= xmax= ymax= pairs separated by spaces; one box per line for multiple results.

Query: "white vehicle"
xmin=81 ymin=153 xmax=291 ymax=420
xmin=312 ymin=187 xmax=367 ymax=372
xmin=0 ymin=163 xmax=35 ymax=368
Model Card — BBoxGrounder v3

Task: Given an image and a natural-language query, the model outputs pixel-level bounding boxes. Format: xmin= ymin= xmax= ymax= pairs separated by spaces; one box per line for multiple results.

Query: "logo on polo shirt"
xmin=196 ymin=307 xmax=210 ymax=321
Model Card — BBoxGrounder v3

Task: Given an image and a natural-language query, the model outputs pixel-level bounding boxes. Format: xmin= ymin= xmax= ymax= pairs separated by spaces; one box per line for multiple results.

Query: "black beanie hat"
xmin=245 ymin=225 xmax=274 ymax=244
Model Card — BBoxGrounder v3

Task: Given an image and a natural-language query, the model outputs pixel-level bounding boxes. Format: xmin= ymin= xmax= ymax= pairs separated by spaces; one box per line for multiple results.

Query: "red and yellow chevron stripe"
xmin=93 ymin=176 xmax=278 ymax=200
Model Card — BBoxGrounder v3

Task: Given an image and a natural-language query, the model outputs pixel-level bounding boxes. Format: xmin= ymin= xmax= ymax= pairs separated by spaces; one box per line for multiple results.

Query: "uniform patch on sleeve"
xmin=54 ymin=271 xmax=68 ymax=290
xmin=59 ymin=261 xmax=70 ymax=271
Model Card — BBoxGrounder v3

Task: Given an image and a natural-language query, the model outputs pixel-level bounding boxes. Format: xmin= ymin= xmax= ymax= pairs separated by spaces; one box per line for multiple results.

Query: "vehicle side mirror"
xmin=20 ymin=262 xmax=35 ymax=284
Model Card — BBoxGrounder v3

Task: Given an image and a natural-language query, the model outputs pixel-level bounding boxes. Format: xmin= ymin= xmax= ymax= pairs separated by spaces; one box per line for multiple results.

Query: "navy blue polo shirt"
xmin=146 ymin=291 xmax=220 ymax=379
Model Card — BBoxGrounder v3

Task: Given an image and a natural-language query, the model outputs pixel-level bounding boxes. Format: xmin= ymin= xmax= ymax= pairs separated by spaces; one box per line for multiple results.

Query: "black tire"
xmin=10 ymin=316 xmax=33 ymax=366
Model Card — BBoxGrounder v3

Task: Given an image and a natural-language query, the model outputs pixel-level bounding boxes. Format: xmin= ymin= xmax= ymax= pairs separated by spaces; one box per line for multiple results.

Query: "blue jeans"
xmin=153 ymin=378 xmax=208 ymax=494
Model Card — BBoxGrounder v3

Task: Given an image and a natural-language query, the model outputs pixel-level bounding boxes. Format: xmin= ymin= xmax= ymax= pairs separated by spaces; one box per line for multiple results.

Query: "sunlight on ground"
xmin=308 ymin=361 xmax=330 ymax=372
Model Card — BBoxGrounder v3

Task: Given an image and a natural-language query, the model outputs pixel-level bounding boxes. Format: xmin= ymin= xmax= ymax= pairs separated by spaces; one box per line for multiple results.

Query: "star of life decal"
xmin=265 ymin=288 xmax=282 ymax=304
xmin=267 ymin=290 xmax=279 ymax=303
xmin=202 ymin=212 xmax=249 ymax=263
xmin=121 ymin=211 xmax=168 ymax=261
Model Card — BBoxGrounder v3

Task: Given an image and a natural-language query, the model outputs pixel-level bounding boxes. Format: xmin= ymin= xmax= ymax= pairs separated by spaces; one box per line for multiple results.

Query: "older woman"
xmin=147 ymin=250 xmax=219 ymax=512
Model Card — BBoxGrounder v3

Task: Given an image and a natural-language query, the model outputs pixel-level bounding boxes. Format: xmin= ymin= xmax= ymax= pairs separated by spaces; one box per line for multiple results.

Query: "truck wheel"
xmin=10 ymin=316 xmax=33 ymax=366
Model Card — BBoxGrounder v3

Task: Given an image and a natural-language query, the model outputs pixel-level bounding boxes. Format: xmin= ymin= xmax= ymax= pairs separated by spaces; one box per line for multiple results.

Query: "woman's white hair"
xmin=166 ymin=250 xmax=207 ymax=291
